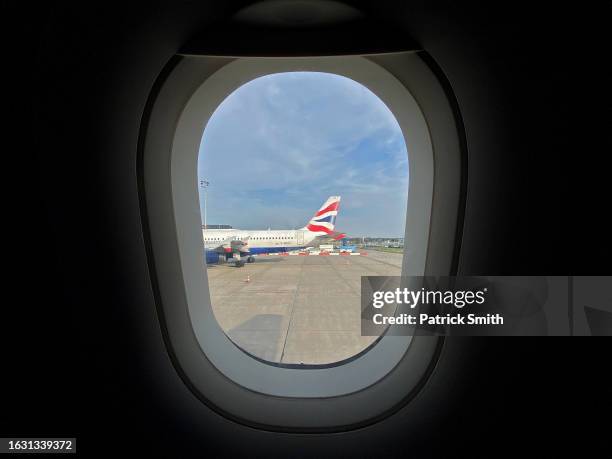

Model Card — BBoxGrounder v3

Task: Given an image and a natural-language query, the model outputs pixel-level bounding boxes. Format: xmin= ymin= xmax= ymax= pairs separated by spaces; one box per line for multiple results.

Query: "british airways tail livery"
xmin=301 ymin=195 xmax=344 ymax=238
xmin=203 ymin=196 xmax=344 ymax=267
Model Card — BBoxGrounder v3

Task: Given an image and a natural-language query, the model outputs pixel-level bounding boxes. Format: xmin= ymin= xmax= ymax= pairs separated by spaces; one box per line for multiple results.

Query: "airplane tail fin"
xmin=301 ymin=196 xmax=344 ymax=239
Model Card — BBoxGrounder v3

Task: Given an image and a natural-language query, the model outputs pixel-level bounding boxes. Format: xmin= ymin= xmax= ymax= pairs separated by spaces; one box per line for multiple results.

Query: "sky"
xmin=197 ymin=71 xmax=408 ymax=238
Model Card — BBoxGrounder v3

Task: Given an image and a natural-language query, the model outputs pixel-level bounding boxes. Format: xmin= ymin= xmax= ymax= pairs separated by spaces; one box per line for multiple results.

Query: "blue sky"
xmin=198 ymin=72 xmax=408 ymax=238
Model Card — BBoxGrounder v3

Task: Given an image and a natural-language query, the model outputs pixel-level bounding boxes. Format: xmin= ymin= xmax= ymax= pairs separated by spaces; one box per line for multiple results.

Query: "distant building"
xmin=358 ymin=237 xmax=404 ymax=248
xmin=311 ymin=236 xmax=337 ymax=247
xmin=202 ymin=224 xmax=233 ymax=229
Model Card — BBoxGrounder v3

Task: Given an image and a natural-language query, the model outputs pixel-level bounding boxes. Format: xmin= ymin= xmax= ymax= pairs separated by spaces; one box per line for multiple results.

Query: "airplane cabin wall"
xmin=4 ymin=2 xmax=606 ymax=457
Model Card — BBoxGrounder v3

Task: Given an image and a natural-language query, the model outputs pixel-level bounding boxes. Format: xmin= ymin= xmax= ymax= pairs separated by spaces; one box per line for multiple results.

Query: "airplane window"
xmin=198 ymin=72 xmax=408 ymax=365
xmin=142 ymin=52 xmax=461 ymax=426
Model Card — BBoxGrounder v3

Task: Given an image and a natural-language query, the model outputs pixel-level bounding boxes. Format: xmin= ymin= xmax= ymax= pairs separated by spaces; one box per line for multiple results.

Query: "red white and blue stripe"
xmin=303 ymin=196 xmax=345 ymax=240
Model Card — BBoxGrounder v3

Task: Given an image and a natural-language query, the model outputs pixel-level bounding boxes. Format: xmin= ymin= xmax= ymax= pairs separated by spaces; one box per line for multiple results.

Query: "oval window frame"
xmin=140 ymin=53 xmax=463 ymax=431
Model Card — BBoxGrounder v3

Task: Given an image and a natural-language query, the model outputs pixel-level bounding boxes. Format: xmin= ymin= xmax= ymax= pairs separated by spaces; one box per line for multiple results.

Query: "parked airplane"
xmin=203 ymin=196 xmax=346 ymax=267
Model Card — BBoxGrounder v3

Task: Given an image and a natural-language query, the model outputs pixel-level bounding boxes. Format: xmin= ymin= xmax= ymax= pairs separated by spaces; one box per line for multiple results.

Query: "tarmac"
xmin=206 ymin=250 xmax=402 ymax=365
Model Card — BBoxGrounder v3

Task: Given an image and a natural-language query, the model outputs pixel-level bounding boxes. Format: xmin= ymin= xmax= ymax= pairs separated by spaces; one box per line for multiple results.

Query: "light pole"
xmin=200 ymin=179 xmax=209 ymax=229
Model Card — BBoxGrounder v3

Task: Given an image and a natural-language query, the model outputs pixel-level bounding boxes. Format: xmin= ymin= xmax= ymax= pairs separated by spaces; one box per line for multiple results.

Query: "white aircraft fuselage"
xmin=202 ymin=196 xmax=344 ymax=263
xmin=202 ymin=228 xmax=316 ymax=254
